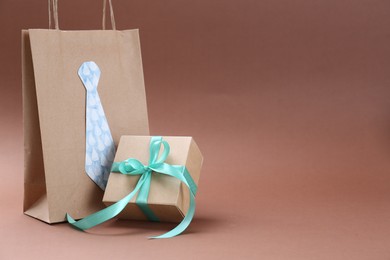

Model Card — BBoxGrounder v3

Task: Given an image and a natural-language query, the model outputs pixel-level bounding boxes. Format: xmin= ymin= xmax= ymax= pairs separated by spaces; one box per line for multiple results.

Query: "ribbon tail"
xmin=66 ymin=174 xmax=147 ymax=230
xmin=149 ymin=186 xmax=196 ymax=239
xmin=144 ymin=165 xmax=197 ymax=238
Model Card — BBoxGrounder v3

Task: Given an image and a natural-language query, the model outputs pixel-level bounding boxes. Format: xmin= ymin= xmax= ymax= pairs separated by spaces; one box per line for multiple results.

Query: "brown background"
xmin=1 ymin=0 xmax=390 ymax=259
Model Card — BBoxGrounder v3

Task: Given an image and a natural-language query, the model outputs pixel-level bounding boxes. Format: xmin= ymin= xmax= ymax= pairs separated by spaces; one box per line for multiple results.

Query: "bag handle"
xmin=48 ymin=0 xmax=116 ymax=30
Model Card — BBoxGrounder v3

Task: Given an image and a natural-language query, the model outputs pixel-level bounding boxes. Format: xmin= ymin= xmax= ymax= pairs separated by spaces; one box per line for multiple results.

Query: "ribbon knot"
xmin=66 ymin=136 xmax=198 ymax=239
xmin=118 ymin=159 xmax=147 ymax=175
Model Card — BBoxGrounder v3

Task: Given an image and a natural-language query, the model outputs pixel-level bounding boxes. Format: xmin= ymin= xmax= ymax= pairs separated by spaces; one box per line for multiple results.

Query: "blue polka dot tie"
xmin=78 ymin=61 xmax=115 ymax=190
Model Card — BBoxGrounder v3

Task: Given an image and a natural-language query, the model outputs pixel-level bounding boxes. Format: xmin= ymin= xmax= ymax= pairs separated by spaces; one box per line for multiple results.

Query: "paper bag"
xmin=22 ymin=1 xmax=149 ymax=223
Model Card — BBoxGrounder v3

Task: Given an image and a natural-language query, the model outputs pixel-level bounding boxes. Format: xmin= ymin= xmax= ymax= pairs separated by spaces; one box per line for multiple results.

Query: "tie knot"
xmin=78 ymin=61 xmax=100 ymax=91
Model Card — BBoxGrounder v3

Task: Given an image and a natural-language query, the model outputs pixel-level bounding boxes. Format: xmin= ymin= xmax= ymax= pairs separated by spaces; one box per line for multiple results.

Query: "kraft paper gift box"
xmin=103 ymin=136 xmax=203 ymax=223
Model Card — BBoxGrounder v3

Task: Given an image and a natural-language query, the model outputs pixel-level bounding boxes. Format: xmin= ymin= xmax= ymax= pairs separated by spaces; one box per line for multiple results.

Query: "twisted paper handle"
xmin=48 ymin=0 xmax=116 ymax=30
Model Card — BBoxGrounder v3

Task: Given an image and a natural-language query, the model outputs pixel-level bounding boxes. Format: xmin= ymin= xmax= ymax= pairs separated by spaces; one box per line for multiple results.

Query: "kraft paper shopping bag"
xmin=22 ymin=0 xmax=149 ymax=223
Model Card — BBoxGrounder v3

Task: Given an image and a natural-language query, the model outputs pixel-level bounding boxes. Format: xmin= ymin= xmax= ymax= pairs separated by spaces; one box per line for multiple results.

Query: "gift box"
xmin=102 ymin=136 xmax=203 ymax=223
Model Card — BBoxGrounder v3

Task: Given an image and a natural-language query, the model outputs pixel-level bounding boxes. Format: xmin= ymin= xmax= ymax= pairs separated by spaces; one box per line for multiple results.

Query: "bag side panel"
xmin=22 ymin=30 xmax=49 ymax=222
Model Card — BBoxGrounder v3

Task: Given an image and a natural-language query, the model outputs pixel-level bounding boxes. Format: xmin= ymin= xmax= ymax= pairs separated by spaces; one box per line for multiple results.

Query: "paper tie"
xmin=78 ymin=61 xmax=115 ymax=190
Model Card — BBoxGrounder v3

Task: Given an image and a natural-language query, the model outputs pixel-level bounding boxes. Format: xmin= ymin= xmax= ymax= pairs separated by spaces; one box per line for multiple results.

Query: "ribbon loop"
xmin=67 ymin=136 xmax=198 ymax=239
xmin=148 ymin=138 xmax=170 ymax=164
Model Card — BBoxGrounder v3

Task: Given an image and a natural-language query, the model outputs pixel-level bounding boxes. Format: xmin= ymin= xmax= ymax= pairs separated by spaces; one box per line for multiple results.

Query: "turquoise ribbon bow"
xmin=66 ymin=136 xmax=198 ymax=239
